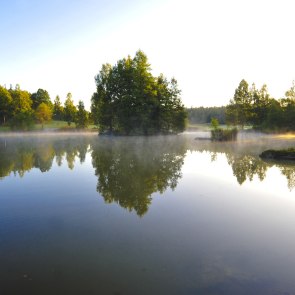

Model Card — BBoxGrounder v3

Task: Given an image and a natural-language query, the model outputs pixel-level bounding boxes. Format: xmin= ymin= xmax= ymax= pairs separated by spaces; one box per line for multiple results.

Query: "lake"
xmin=0 ymin=132 xmax=295 ymax=295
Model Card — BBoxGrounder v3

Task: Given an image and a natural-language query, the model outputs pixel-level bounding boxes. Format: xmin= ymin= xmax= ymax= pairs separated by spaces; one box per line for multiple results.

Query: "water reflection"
xmin=0 ymin=135 xmax=186 ymax=215
xmin=189 ymin=136 xmax=295 ymax=190
xmin=0 ymin=133 xmax=294 ymax=204
xmin=91 ymin=137 xmax=186 ymax=216
xmin=0 ymin=137 xmax=90 ymax=177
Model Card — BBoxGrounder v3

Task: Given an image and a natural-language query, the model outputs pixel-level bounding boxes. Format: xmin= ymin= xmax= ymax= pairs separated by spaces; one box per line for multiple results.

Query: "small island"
xmin=91 ymin=50 xmax=187 ymax=135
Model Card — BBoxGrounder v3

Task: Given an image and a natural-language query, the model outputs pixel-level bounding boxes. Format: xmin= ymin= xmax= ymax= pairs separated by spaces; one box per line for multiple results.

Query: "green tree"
xmin=91 ymin=50 xmax=186 ymax=135
xmin=53 ymin=95 xmax=64 ymax=120
xmin=265 ymin=99 xmax=283 ymax=129
xmin=226 ymin=79 xmax=251 ymax=127
xmin=9 ymin=86 xmax=32 ymax=115
xmin=64 ymin=93 xmax=77 ymax=126
xmin=31 ymin=88 xmax=52 ymax=110
xmin=285 ymin=80 xmax=295 ymax=101
xmin=0 ymin=85 xmax=12 ymax=124
xmin=75 ymin=100 xmax=89 ymax=128
xmin=250 ymin=83 xmax=271 ymax=127
xmin=91 ymin=63 xmax=114 ymax=132
xmin=35 ymin=102 xmax=52 ymax=129
xmin=281 ymin=81 xmax=295 ymax=129
xmin=9 ymin=85 xmax=34 ymax=130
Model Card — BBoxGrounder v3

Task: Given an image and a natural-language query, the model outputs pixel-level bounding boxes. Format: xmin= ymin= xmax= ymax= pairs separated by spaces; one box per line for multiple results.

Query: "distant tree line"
xmin=91 ymin=50 xmax=187 ymax=135
xmin=187 ymin=106 xmax=226 ymax=124
xmin=226 ymin=79 xmax=295 ymax=130
xmin=0 ymin=85 xmax=89 ymax=130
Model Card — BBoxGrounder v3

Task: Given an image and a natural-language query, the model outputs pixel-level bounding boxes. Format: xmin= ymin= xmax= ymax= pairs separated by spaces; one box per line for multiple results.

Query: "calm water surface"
xmin=0 ymin=132 xmax=295 ymax=295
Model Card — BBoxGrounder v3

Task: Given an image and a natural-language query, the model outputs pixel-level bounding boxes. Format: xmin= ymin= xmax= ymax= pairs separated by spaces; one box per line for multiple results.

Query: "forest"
xmin=0 ymin=85 xmax=89 ymax=130
xmin=186 ymin=106 xmax=226 ymax=124
xmin=226 ymin=79 xmax=295 ymax=130
xmin=0 ymin=51 xmax=187 ymax=134
xmin=1 ymin=56 xmax=295 ymax=132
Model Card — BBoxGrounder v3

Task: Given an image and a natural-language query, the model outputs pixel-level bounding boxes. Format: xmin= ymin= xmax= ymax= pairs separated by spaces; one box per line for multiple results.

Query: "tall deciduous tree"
xmin=281 ymin=81 xmax=295 ymax=129
xmin=64 ymin=93 xmax=77 ymax=126
xmin=31 ymin=88 xmax=52 ymax=110
xmin=0 ymin=85 xmax=12 ymax=124
xmin=35 ymin=102 xmax=52 ymax=128
xmin=250 ymin=83 xmax=271 ymax=126
xmin=53 ymin=95 xmax=64 ymax=120
xmin=226 ymin=79 xmax=252 ymax=127
xmin=9 ymin=86 xmax=32 ymax=115
xmin=75 ymin=100 xmax=89 ymax=128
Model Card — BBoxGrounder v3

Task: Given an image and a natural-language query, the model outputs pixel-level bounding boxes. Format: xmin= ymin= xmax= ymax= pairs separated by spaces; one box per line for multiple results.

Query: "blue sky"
xmin=1 ymin=0 xmax=295 ymax=109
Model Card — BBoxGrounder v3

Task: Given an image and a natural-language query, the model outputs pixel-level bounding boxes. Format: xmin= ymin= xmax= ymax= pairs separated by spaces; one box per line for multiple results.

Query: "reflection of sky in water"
xmin=1 ymin=135 xmax=295 ymax=294
xmin=174 ymin=150 xmax=295 ymax=293
xmin=183 ymin=151 xmax=294 ymax=195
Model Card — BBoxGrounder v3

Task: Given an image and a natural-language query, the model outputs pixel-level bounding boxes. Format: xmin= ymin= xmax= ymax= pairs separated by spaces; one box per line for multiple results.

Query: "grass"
xmin=0 ymin=126 xmax=10 ymax=132
xmin=0 ymin=120 xmax=99 ymax=132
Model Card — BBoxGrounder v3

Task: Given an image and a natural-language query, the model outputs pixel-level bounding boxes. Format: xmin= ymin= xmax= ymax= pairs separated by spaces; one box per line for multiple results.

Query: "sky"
xmin=1 ymin=0 xmax=295 ymax=109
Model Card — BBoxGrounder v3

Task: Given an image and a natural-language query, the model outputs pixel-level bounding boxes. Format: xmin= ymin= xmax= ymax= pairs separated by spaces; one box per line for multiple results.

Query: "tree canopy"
xmin=226 ymin=79 xmax=295 ymax=130
xmin=91 ymin=50 xmax=187 ymax=135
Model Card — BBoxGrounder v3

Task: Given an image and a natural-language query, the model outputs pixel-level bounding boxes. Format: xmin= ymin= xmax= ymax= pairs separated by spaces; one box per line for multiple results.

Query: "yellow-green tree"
xmin=64 ymin=93 xmax=77 ymax=126
xmin=0 ymin=85 xmax=12 ymax=124
xmin=35 ymin=102 xmax=52 ymax=128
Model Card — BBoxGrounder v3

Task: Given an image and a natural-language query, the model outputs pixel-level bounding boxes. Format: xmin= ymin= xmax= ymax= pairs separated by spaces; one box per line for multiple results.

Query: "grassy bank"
xmin=0 ymin=121 xmax=99 ymax=132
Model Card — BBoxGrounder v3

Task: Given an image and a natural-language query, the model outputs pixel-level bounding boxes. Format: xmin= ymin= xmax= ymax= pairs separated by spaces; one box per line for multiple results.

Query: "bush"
xmin=9 ymin=111 xmax=34 ymax=131
xmin=211 ymin=128 xmax=238 ymax=141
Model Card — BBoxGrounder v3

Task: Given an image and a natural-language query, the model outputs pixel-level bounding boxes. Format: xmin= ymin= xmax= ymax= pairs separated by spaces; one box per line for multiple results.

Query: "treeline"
xmin=1 ymin=51 xmax=187 ymax=134
xmin=0 ymin=85 xmax=89 ymax=130
xmin=226 ymin=79 xmax=295 ymax=130
xmin=187 ymin=106 xmax=226 ymax=124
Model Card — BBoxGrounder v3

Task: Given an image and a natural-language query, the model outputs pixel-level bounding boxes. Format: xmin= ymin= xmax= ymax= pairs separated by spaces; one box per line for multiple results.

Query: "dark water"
xmin=0 ymin=132 xmax=295 ymax=295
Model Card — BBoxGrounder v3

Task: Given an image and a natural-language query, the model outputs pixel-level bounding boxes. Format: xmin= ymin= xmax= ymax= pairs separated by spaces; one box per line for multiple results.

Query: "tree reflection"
xmin=0 ymin=136 xmax=186 ymax=215
xmin=226 ymin=154 xmax=268 ymax=185
xmin=281 ymin=166 xmax=295 ymax=190
xmin=190 ymin=139 xmax=295 ymax=190
xmin=91 ymin=137 xmax=186 ymax=216
xmin=0 ymin=136 xmax=91 ymax=178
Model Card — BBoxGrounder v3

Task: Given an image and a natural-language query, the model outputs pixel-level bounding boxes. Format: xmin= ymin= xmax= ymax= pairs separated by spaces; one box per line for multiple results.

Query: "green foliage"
xmin=211 ymin=117 xmax=219 ymax=130
xmin=53 ymin=95 xmax=64 ymax=120
xmin=31 ymin=88 xmax=52 ymax=110
xmin=211 ymin=128 xmax=238 ymax=141
xmin=9 ymin=86 xmax=32 ymax=115
xmin=0 ymin=85 xmax=12 ymax=124
xmin=226 ymin=79 xmax=295 ymax=131
xmin=91 ymin=50 xmax=187 ymax=135
xmin=210 ymin=117 xmax=237 ymax=141
xmin=6 ymin=85 xmax=34 ymax=130
xmin=75 ymin=100 xmax=89 ymax=129
xmin=226 ymin=79 xmax=251 ymax=127
xmin=9 ymin=110 xmax=34 ymax=130
xmin=64 ymin=93 xmax=77 ymax=126
xmin=35 ymin=102 xmax=52 ymax=128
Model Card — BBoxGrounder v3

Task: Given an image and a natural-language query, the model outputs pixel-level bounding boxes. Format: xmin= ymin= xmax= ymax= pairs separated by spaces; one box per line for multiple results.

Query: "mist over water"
xmin=0 ymin=132 xmax=295 ymax=294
